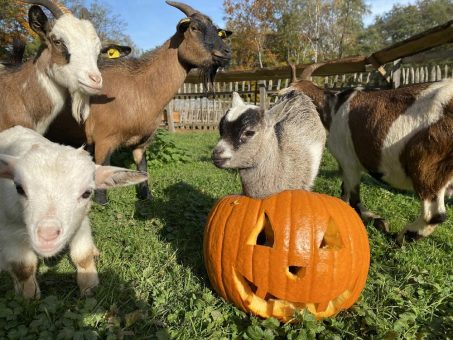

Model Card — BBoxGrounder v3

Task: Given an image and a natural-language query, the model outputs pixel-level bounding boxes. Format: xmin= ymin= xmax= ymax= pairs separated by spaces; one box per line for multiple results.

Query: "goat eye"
xmin=81 ymin=189 xmax=93 ymax=199
xmin=15 ymin=184 xmax=26 ymax=197
xmin=244 ymin=130 xmax=256 ymax=137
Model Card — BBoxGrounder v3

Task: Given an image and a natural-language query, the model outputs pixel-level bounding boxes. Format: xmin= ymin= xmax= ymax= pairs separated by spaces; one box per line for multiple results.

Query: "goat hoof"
xmin=373 ymin=218 xmax=390 ymax=233
xmin=396 ymin=230 xmax=422 ymax=246
xmin=94 ymin=191 xmax=108 ymax=205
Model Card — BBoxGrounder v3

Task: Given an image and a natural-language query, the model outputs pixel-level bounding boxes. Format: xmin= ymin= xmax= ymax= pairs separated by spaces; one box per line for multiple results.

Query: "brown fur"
xmin=11 ymin=262 xmax=36 ymax=281
xmin=290 ymin=80 xmax=325 ymax=113
xmin=46 ymin=8 xmax=231 ymax=202
xmin=347 ymin=84 xmax=431 ymax=173
xmin=0 ymin=49 xmax=61 ymax=131
xmin=401 ymin=114 xmax=453 ymax=200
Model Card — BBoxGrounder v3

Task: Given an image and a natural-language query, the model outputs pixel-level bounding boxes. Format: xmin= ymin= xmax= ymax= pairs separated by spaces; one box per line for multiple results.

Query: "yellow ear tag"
xmin=218 ymin=30 xmax=226 ymax=38
xmin=108 ymin=48 xmax=121 ymax=59
xmin=180 ymin=18 xmax=191 ymax=24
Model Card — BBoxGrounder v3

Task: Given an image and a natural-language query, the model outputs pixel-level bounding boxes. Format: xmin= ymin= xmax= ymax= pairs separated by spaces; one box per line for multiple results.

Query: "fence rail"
xmin=162 ymin=59 xmax=453 ymax=130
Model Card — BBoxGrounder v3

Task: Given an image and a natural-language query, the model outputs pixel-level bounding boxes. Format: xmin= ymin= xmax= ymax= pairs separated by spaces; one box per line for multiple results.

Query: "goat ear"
xmin=265 ymin=100 xmax=290 ymax=126
xmin=94 ymin=166 xmax=148 ymax=189
xmin=232 ymin=92 xmax=245 ymax=108
xmin=0 ymin=154 xmax=18 ymax=180
xmin=28 ymin=5 xmax=50 ymax=40
xmin=101 ymin=44 xmax=132 ymax=59
xmin=218 ymin=29 xmax=233 ymax=39
xmin=177 ymin=17 xmax=191 ymax=32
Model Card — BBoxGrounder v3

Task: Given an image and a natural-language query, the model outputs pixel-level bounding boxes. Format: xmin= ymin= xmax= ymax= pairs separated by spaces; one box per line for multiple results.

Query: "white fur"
xmin=215 ymin=139 xmax=234 ymax=164
xmin=36 ymin=71 xmax=66 ymax=134
xmin=0 ymin=126 xmax=147 ymax=297
xmin=47 ymin=15 xmax=102 ymax=123
xmin=327 ymin=90 xmax=364 ymax=193
xmin=225 ymin=94 xmax=259 ymax=122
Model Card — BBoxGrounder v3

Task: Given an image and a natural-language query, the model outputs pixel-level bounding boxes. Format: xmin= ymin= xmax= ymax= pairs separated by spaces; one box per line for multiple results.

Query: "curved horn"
xmin=166 ymin=1 xmax=198 ymax=17
xmin=79 ymin=7 xmax=90 ymax=20
xmin=286 ymin=59 xmax=298 ymax=83
xmin=300 ymin=63 xmax=325 ymax=80
xmin=21 ymin=0 xmax=72 ymax=19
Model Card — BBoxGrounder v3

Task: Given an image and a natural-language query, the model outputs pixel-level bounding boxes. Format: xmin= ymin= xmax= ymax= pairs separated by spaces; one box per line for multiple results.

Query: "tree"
xmin=0 ymin=0 xmax=35 ymax=60
xmin=358 ymin=0 xmax=453 ymax=53
xmin=224 ymin=0 xmax=368 ymax=69
xmin=224 ymin=0 xmax=278 ymax=69
xmin=64 ymin=0 xmax=141 ymax=56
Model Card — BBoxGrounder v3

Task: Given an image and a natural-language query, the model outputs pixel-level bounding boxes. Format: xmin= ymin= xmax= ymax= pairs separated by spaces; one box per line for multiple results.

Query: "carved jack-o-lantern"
xmin=204 ymin=190 xmax=370 ymax=321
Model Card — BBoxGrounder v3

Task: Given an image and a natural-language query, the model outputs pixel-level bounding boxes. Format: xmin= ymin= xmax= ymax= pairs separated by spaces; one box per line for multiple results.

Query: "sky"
xmin=84 ymin=0 xmax=418 ymax=51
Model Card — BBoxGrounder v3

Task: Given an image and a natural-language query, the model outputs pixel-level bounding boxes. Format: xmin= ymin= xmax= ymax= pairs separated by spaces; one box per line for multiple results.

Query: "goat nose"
xmin=212 ymin=147 xmax=224 ymax=158
xmin=88 ymin=73 xmax=102 ymax=85
xmin=37 ymin=221 xmax=61 ymax=242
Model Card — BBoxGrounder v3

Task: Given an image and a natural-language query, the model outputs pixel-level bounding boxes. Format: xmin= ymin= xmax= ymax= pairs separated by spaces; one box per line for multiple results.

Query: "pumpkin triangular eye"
xmin=248 ymin=212 xmax=275 ymax=247
xmin=320 ymin=218 xmax=344 ymax=250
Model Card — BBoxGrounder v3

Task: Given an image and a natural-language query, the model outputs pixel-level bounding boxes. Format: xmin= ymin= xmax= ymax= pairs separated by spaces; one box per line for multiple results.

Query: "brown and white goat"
xmin=45 ymin=1 xmax=232 ymax=204
xmin=286 ymin=63 xmax=452 ymax=243
xmin=0 ymin=0 xmax=105 ymax=134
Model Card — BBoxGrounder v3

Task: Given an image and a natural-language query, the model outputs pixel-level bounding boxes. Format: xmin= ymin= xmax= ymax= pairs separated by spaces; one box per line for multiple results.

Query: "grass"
xmin=0 ymin=130 xmax=452 ymax=339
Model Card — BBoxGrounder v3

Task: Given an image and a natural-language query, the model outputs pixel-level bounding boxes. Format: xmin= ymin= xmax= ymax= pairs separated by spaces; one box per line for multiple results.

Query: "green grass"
xmin=0 ymin=130 xmax=452 ymax=339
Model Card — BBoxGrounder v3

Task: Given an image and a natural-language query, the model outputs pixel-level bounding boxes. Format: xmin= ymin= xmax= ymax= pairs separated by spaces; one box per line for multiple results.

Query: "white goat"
xmin=212 ymin=92 xmax=326 ymax=198
xmin=0 ymin=126 xmax=147 ymax=298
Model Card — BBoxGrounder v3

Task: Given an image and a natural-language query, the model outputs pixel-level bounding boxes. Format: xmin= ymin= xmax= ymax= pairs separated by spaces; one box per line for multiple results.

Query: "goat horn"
xmin=300 ymin=63 xmax=326 ymax=80
xmin=21 ymin=0 xmax=72 ymax=19
xmin=286 ymin=59 xmax=298 ymax=83
xmin=166 ymin=1 xmax=198 ymax=17
xmin=79 ymin=7 xmax=90 ymax=20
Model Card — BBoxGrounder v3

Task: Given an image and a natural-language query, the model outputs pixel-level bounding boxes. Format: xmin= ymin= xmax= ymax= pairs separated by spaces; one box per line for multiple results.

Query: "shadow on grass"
xmin=136 ymin=181 xmax=217 ymax=280
xmin=0 ymin=264 xmax=156 ymax=338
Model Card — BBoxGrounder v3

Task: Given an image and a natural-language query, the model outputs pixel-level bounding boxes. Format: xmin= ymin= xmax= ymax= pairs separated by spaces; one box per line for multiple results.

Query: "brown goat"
xmin=46 ymin=1 xmax=232 ymax=204
xmin=285 ymin=62 xmax=452 ymax=243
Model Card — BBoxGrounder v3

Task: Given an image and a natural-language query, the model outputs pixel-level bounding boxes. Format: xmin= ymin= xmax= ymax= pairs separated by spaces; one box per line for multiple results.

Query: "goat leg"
xmin=70 ymin=217 xmax=99 ymax=296
xmin=94 ymin=144 xmax=112 ymax=205
xmin=133 ymin=147 xmax=152 ymax=200
xmin=340 ymin=166 xmax=389 ymax=233
xmin=397 ymin=189 xmax=447 ymax=245
xmin=7 ymin=248 xmax=40 ymax=298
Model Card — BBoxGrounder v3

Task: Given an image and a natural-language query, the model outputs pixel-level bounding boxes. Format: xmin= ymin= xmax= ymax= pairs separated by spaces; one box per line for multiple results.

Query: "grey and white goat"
xmin=0 ymin=126 xmax=147 ymax=298
xmin=212 ymin=92 xmax=326 ymax=198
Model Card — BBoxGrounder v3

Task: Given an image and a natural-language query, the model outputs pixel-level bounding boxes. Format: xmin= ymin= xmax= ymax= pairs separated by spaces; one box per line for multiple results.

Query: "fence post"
xmin=166 ymin=100 xmax=175 ymax=133
xmin=259 ymin=80 xmax=267 ymax=110
xmin=392 ymin=59 xmax=402 ymax=88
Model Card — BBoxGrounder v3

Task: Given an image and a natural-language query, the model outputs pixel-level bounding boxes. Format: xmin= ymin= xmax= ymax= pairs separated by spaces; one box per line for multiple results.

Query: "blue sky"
xmin=85 ymin=0 xmax=417 ymax=51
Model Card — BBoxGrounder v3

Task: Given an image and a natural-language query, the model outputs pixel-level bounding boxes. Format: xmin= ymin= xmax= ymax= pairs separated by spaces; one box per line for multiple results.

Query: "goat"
xmin=0 ymin=126 xmax=148 ymax=298
xmin=45 ymin=1 xmax=232 ymax=205
xmin=0 ymin=0 xmax=106 ymax=134
xmin=287 ymin=63 xmax=453 ymax=243
xmin=212 ymin=91 xmax=326 ymax=199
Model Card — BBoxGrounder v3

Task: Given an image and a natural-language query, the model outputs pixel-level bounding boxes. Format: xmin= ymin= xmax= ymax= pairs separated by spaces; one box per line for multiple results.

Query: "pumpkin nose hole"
xmin=288 ymin=266 xmax=306 ymax=279
xmin=256 ymin=213 xmax=274 ymax=247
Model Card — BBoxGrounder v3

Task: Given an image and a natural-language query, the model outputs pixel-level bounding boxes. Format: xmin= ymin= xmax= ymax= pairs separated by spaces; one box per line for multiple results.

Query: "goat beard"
xmin=71 ymin=91 xmax=91 ymax=124
xmin=199 ymin=64 xmax=220 ymax=93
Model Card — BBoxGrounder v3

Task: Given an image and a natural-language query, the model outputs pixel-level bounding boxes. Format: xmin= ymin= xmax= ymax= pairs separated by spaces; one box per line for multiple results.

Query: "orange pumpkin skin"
xmin=204 ymin=190 xmax=370 ymax=322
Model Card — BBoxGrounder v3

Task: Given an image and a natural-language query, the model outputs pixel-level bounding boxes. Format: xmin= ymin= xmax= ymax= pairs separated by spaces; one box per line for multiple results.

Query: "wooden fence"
xmin=162 ymin=59 xmax=453 ymax=131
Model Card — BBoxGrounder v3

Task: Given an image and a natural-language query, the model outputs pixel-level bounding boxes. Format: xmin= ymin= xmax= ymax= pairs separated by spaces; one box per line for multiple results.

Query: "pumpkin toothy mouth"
xmin=232 ymin=268 xmax=352 ymax=320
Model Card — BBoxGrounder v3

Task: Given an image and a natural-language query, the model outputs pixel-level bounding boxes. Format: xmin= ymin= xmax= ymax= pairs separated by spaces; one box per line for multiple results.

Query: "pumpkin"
xmin=203 ymin=190 xmax=370 ymax=321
